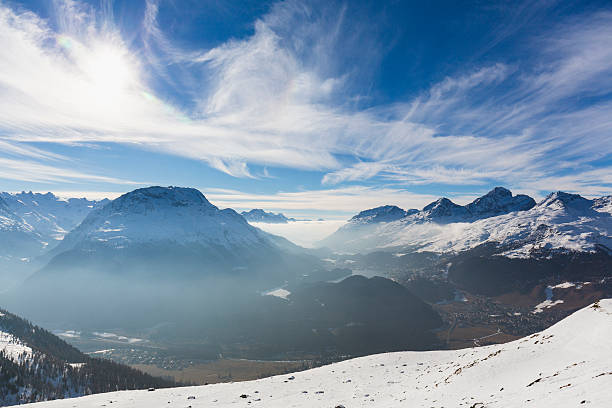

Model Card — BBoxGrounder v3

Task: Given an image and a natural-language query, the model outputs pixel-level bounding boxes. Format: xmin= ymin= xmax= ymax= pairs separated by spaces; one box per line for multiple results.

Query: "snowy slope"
xmin=22 ymin=299 xmax=612 ymax=408
xmin=54 ymin=186 xmax=274 ymax=252
xmin=0 ymin=197 xmax=35 ymax=235
xmin=593 ymin=195 xmax=612 ymax=215
xmin=0 ymin=308 xmax=175 ymax=406
xmin=321 ymin=189 xmax=611 ymax=257
xmin=0 ymin=197 xmax=47 ymax=289
xmin=0 ymin=328 xmax=33 ymax=363
xmin=0 ymin=191 xmax=107 ymax=243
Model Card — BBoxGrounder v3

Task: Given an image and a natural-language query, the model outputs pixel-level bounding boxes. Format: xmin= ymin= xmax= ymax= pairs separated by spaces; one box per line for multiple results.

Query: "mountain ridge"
xmin=241 ymin=209 xmax=296 ymax=223
xmin=320 ymin=187 xmax=610 ymax=257
xmin=0 ymin=191 xmax=107 ymax=243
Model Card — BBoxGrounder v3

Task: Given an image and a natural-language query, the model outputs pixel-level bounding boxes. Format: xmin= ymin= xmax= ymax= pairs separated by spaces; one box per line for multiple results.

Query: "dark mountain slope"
xmin=0 ymin=308 xmax=176 ymax=406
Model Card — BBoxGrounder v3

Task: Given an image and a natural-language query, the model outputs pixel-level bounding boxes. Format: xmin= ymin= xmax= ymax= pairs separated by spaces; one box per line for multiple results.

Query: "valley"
xmin=0 ymin=185 xmax=610 ymax=405
xmin=18 ymin=300 xmax=612 ymax=408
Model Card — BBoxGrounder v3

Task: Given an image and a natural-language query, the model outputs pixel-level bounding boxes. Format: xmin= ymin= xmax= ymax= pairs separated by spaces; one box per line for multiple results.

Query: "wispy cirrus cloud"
xmin=0 ymin=0 xmax=610 ymax=198
xmin=0 ymin=157 xmax=142 ymax=185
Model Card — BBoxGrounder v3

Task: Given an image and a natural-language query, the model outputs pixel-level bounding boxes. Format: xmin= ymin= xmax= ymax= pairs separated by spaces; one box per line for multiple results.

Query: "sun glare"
xmin=83 ymin=45 xmax=134 ymax=103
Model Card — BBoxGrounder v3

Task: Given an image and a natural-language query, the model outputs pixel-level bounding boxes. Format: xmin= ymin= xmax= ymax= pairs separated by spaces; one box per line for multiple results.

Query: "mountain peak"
xmin=422 ymin=198 xmax=469 ymax=218
xmin=109 ymin=186 xmax=216 ymax=213
xmin=539 ymin=191 xmax=592 ymax=210
xmin=485 ymin=186 xmax=512 ymax=198
xmin=466 ymin=187 xmax=536 ymax=217
xmin=55 ymin=186 xmax=275 ymax=251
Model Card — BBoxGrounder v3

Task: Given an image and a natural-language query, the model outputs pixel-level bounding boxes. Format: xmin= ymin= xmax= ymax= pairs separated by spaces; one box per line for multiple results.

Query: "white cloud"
xmin=0 ymin=157 xmax=142 ymax=185
xmin=0 ymin=0 xmax=609 ymax=198
xmin=204 ymin=186 xmax=457 ymax=218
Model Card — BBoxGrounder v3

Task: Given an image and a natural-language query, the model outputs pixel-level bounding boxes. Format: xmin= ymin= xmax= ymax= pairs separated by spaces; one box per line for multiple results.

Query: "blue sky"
xmin=0 ymin=0 xmax=611 ymax=218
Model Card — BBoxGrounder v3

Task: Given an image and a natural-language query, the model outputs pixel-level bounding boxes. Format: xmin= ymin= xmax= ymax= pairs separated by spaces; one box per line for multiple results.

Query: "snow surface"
xmin=323 ymin=191 xmax=612 ymax=257
xmin=22 ymin=299 xmax=612 ymax=408
xmin=0 ymin=329 xmax=33 ymax=363
xmin=92 ymin=332 xmax=144 ymax=344
xmin=264 ymin=288 xmax=291 ymax=299
xmin=593 ymin=196 xmax=612 ymax=215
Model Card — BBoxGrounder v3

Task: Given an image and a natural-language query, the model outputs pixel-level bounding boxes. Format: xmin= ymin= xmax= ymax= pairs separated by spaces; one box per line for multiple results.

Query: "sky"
xmin=0 ymin=0 xmax=611 ymax=219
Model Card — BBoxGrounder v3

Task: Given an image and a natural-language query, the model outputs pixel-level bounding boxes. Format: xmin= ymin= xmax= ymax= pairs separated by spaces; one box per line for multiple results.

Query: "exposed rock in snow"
xmin=465 ymin=186 xmax=535 ymax=218
xmin=592 ymin=195 xmax=612 ymax=215
xmin=21 ymin=299 xmax=612 ymax=408
xmin=422 ymin=197 xmax=471 ymax=219
xmin=417 ymin=186 xmax=535 ymax=223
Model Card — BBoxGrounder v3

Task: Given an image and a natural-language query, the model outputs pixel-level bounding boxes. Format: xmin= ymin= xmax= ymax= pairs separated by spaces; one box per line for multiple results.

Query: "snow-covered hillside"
xmin=321 ymin=188 xmax=611 ymax=258
xmin=0 ymin=309 xmax=175 ymax=406
xmin=0 ymin=197 xmax=47 ymax=289
xmin=54 ymin=186 xmax=275 ymax=252
xmin=0 ymin=327 xmax=33 ymax=364
xmin=22 ymin=299 xmax=612 ymax=408
xmin=0 ymin=197 xmax=37 ymax=236
xmin=0 ymin=191 xmax=107 ymax=243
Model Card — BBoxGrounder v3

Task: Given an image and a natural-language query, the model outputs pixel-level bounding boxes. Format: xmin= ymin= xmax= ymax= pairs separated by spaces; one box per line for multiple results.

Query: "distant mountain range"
xmin=0 ymin=192 xmax=108 ymax=243
xmin=0 ymin=192 xmax=107 ymax=289
xmin=320 ymin=187 xmax=611 ymax=258
xmin=319 ymin=187 xmax=611 ymax=298
xmin=241 ymin=209 xmax=296 ymax=223
xmin=0 ymin=307 xmax=174 ymax=406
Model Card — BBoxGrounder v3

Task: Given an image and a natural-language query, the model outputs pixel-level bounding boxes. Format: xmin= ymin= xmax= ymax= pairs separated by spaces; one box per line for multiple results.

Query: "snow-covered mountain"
xmin=0 ymin=197 xmax=37 ymax=239
xmin=349 ymin=205 xmax=417 ymax=224
xmin=241 ymin=208 xmax=296 ymax=223
xmin=415 ymin=187 xmax=535 ymax=223
xmin=7 ymin=186 xmax=322 ymax=327
xmin=337 ymin=188 xmax=533 ymax=229
xmin=53 ymin=186 xmax=274 ymax=252
xmin=0 ymin=308 xmax=174 ymax=406
xmin=0 ymin=197 xmax=47 ymax=289
xmin=20 ymin=299 xmax=612 ymax=408
xmin=0 ymin=191 xmax=107 ymax=244
xmin=321 ymin=188 xmax=610 ymax=258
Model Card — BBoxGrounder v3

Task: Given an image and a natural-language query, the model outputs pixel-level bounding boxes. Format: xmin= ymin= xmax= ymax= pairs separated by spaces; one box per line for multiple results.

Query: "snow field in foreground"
xmin=24 ymin=299 xmax=612 ymax=408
